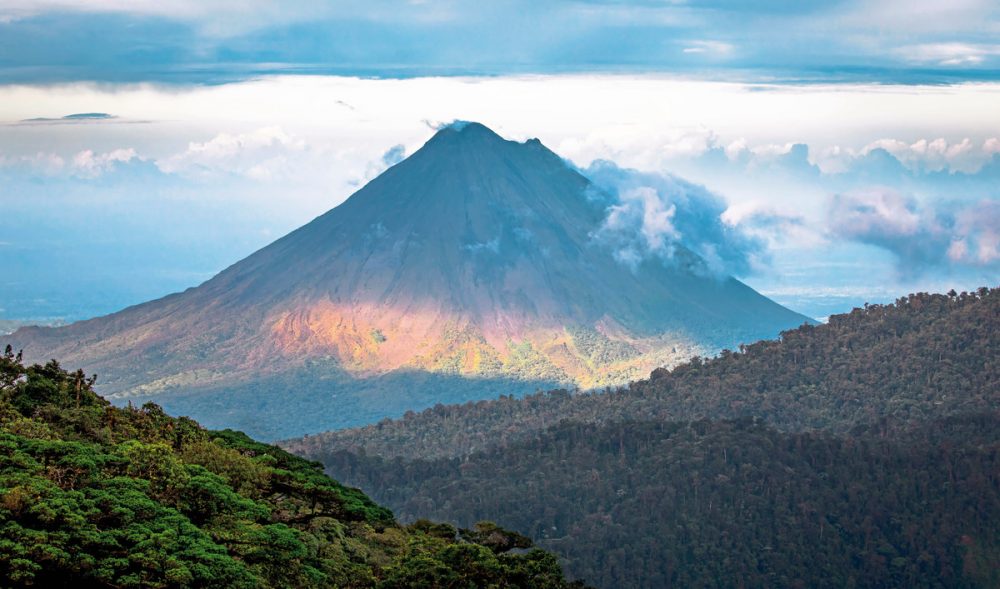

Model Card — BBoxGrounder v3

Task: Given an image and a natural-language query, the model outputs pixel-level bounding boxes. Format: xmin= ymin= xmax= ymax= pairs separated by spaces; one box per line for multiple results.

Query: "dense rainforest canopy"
xmin=287 ymin=288 xmax=1000 ymax=588
xmin=0 ymin=346 xmax=583 ymax=588
xmin=321 ymin=414 xmax=1000 ymax=588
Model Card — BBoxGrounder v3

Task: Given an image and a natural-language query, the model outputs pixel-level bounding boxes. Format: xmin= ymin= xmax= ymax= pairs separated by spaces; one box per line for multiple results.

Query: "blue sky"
xmin=1 ymin=0 xmax=999 ymax=83
xmin=0 ymin=3 xmax=998 ymax=324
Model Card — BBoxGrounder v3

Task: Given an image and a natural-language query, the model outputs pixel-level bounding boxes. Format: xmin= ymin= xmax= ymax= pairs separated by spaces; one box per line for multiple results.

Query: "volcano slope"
xmin=4 ymin=123 xmax=810 ymax=439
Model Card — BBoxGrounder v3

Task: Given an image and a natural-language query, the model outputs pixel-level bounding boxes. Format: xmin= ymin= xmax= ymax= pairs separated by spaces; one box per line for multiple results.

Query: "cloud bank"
xmin=584 ymin=160 xmax=765 ymax=278
xmin=1 ymin=76 xmax=996 ymax=321
xmin=828 ymin=189 xmax=999 ymax=278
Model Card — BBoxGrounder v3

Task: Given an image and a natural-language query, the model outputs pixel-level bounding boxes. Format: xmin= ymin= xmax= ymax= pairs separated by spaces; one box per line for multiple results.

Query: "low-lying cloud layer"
xmin=1 ymin=75 xmax=997 ymax=322
xmin=4 ymin=121 xmax=996 ymax=288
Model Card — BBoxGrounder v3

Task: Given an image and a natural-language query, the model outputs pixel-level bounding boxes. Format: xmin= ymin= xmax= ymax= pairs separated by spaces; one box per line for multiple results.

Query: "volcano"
xmin=5 ymin=122 xmax=811 ymax=439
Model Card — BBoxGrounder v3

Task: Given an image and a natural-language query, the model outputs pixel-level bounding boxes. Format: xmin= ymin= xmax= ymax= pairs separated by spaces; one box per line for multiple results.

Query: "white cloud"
xmin=0 ymin=75 xmax=997 ymax=291
xmin=158 ymin=127 xmax=307 ymax=180
xmin=951 ymin=200 xmax=1000 ymax=264
xmin=71 ymin=147 xmax=137 ymax=178
xmin=828 ymin=189 xmax=1000 ymax=276
xmin=569 ymin=2 xmax=690 ymax=27
xmin=860 ymin=136 xmax=989 ymax=172
xmin=682 ymin=40 xmax=735 ymax=56
xmin=894 ymin=42 xmax=1000 ymax=66
xmin=0 ymin=151 xmax=65 ymax=174
xmin=0 ymin=147 xmax=137 ymax=178
xmin=585 ymin=161 xmax=767 ymax=277
xmin=748 ymin=142 xmax=795 ymax=159
xmin=831 ymin=189 xmax=924 ymax=237
xmin=838 ymin=0 xmax=999 ymax=35
xmin=616 ymin=187 xmax=680 ymax=254
xmin=721 ymin=203 xmax=818 ymax=249
xmin=723 ymin=139 xmax=747 ymax=161
xmin=814 ymin=145 xmax=850 ymax=174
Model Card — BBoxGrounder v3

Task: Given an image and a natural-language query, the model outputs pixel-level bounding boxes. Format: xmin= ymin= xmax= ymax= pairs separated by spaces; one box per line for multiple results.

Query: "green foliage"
xmin=321 ymin=416 xmax=1000 ymax=589
xmin=504 ymin=339 xmax=570 ymax=382
xmin=290 ymin=288 xmax=1000 ymax=588
xmin=460 ymin=521 xmax=534 ymax=554
xmin=0 ymin=346 xmax=581 ymax=588
xmin=566 ymin=326 xmax=638 ymax=367
xmin=378 ymin=522 xmax=584 ymax=589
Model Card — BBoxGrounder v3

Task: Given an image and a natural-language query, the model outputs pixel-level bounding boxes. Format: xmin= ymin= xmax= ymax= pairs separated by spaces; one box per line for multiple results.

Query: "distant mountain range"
xmin=4 ymin=122 xmax=810 ymax=439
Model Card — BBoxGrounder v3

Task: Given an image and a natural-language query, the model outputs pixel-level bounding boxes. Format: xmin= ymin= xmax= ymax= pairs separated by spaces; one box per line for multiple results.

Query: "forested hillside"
xmin=322 ymin=415 xmax=1000 ymax=588
xmin=286 ymin=288 xmax=1000 ymax=588
xmin=289 ymin=288 xmax=998 ymax=460
xmin=0 ymin=347 xmax=582 ymax=588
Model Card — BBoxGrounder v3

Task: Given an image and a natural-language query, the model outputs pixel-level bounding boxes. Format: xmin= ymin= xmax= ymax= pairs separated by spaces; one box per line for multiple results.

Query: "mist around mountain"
xmin=0 ymin=320 xmax=35 ymax=336
xmin=285 ymin=287 xmax=1000 ymax=588
xmin=3 ymin=123 xmax=810 ymax=439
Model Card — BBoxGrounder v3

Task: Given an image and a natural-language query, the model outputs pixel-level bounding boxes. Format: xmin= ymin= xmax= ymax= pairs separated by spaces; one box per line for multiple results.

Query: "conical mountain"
xmin=5 ymin=122 xmax=811 ymax=439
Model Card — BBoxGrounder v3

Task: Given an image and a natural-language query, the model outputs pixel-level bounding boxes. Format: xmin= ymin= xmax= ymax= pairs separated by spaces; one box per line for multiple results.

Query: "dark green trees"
xmin=288 ymin=288 xmax=1000 ymax=588
xmin=0 ymin=347 xmax=582 ymax=588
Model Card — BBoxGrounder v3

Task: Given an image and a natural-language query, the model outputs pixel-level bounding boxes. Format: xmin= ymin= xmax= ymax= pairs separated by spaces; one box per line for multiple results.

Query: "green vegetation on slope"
xmin=321 ymin=416 xmax=1000 ymax=588
xmin=286 ymin=287 xmax=1000 ymax=588
xmin=0 ymin=347 xmax=582 ymax=588
xmin=289 ymin=287 xmax=999 ymax=460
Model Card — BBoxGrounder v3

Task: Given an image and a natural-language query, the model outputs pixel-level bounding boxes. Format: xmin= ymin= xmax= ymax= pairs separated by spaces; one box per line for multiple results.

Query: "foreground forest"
xmin=0 ymin=347 xmax=583 ymax=588
xmin=287 ymin=288 xmax=1000 ymax=588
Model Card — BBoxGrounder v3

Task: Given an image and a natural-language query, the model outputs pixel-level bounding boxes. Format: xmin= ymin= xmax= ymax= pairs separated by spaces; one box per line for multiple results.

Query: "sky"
xmin=1 ymin=0 xmax=999 ymax=84
xmin=0 ymin=1 xmax=998 ymax=324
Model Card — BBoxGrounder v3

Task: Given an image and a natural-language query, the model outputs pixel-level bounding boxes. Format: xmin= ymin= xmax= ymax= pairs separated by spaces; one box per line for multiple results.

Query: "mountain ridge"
xmin=5 ymin=122 xmax=811 ymax=438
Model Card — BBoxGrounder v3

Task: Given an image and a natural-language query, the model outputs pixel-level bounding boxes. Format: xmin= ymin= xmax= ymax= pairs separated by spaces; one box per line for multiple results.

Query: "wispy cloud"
xmin=894 ymin=43 xmax=1000 ymax=66
xmin=158 ymin=127 xmax=307 ymax=180
xmin=681 ymin=40 xmax=735 ymax=56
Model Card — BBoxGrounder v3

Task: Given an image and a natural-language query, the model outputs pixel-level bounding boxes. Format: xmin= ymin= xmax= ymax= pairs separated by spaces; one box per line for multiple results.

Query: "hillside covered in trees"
xmin=323 ymin=415 xmax=1000 ymax=588
xmin=286 ymin=288 xmax=1000 ymax=588
xmin=0 ymin=347 xmax=583 ymax=588
xmin=290 ymin=288 xmax=998 ymax=460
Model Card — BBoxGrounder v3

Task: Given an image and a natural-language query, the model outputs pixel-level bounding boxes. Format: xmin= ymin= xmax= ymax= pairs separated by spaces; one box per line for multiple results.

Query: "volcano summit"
xmin=5 ymin=123 xmax=811 ymax=439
